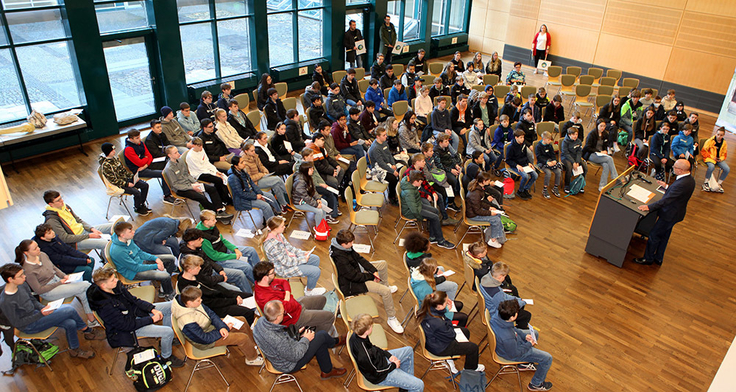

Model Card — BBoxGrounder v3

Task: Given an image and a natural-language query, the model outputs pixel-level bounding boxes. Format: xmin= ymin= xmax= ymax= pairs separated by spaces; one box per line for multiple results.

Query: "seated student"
xmin=543 ymin=95 xmax=565 ymax=125
xmin=330 ymin=229 xmax=404 ymax=333
xmin=450 ymin=51 xmax=465 ymax=73
xmin=479 ymin=262 xmax=530 ymax=328
xmin=466 ymin=118 xmax=497 ymax=171
xmin=186 ymin=137 xmax=232 ymax=205
xmin=415 ymin=86 xmax=433 ymax=126
xmin=214 ymin=108 xmax=244 ymax=155
xmin=88 ymin=266 xmax=185 ymax=367
xmin=660 ymin=110 xmax=680 ymax=137
xmin=429 ymin=77 xmax=449 ymax=101
xmin=316 ymin=120 xmax=353 ymax=169
xmin=380 ymin=65 xmax=398 ymax=91
xmin=257 ymin=73 xmax=276 ymax=111
xmin=701 ymin=127 xmax=730 ymax=192
xmin=620 ymin=90 xmax=643 ymax=145
xmin=180 ymin=228 xmax=249 ymax=294
xmin=485 ymin=51 xmax=502 ymax=77
xmin=450 ymin=77 xmax=471 ymax=105
xmin=399 ymin=111 xmax=422 ymax=153
xmin=98 ymin=142 xmax=150 ymax=216
xmin=253 ymin=261 xmax=334 ymax=333
xmin=387 ymin=79 xmax=408 ymax=108
xmin=506 ymin=62 xmax=526 ymax=86
xmin=310 ymin=133 xmax=345 ymax=189
xmin=303 ymin=81 xmax=322 ymax=109
xmin=406 ymin=76 xmax=423 ymax=102
xmin=492 ymin=300 xmax=554 ymax=392
xmin=484 ymin=85 xmax=500 ymax=118
xmin=371 ymin=52 xmax=386 ymax=81
xmin=196 ymin=90 xmax=217 ymax=121
xmin=506 ymin=130 xmax=538 ymax=200
xmin=264 ymin=88 xmax=287 ymax=131
xmin=462 ymin=151 xmax=489 ymax=192
xmin=639 ymin=88 xmax=654 ymax=107
xmin=240 ymin=142 xmax=289 ymax=210
xmin=126 ymin=127 xmax=175 ymax=204
xmin=462 ymin=62 xmax=481 ymax=86
xmin=492 ymin=114 xmax=513 ymax=160
xmin=308 ymin=95 xmax=330 ymax=131
xmin=0 ymin=264 xmax=102 ymax=359
xmin=332 ymin=113 xmax=366 ymax=158
xmin=33 ymin=224 xmax=93 ymax=282
xmin=227 ymin=99 xmax=258 ymax=140
xmin=634 ymin=106 xmax=657 ymax=151
xmin=650 ymin=123 xmax=675 ymax=181
xmin=364 ymin=81 xmax=391 ymax=121
xmin=418 ymin=291 xmax=480 ymax=374
xmin=451 ymin=94 xmax=473 ymax=149
xmin=160 ymin=106 xmax=193 ymax=152
xmin=662 ymin=89 xmax=677 ymax=112
xmin=216 ymin=82 xmax=232 ymax=110
xmin=400 ymin=171 xmax=456 ymax=249
xmin=404 ymin=153 xmax=455 ymax=225
xmin=368 ymin=127 xmax=400 ymax=202
xmin=535 ymin=131 xmax=562 ymax=198
xmin=177 ymin=255 xmax=254 ymax=322
xmin=560 ymin=127 xmax=587 ymax=194
xmin=433 ymin=134 xmax=463 ymax=207
xmin=521 ymin=94 xmax=542 ymax=123
xmin=431 ymin=97 xmax=460 ymax=151
xmin=197 ymin=209 xmax=258 ymax=277
xmin=253 ymin=131 xmax=294 ymax=176
xmin=560 ymin=111 xmax=584 ymax=139
xmin=535 ymin=87 xmax=550 ymax=112
xmin=462 ymin=241 xmax=518 ymax=294
xmin=472 ymin=92 xmax=496 ymax=127
xmin=501 ymin=96 xmax=522 ymax=125
xmin=42 ymin=190 xmax=113 ymax=252
xmin=283 ymin=109 xmax=306 ymax=153
xmin=254 ymin=300 xmax=346 ymax=378
xmin=196 ymin=119 xmax=234 ymax=172
xmin=292 ymin=161 xmax=334 ymax=224
xmin=312 ymin=64 xmax=332 ymax=96
xmin=298 ymin=148 xmax=340 ymax=222
xmin=348 ymin=107 xmax=374 ymax=150
xmin=133 ymin=216 xmax=191 ymax=258
xmin=173 ymin=286 xmax=263 ymax=366
xmin=111 ymin=222 xmax=176 ymax=299
xmin=410 ymin=256 xmax=461 ymax=303
xmin=350 ymin=313 xmax=424 ymax=392
xmin=271 ymin=121 xmax=301 ymax=161
xmin=671 ymin=124 xmax=696 ymax=167
xmin=340 ymin=68 xmax=364 ymax=109
xmin=440 ymin=62 xmax=457 ymax=88
xmin=163 ymin=146 xmax=233 ymax=221
xmin=583 ymin=121 xmax=619 ymax=191
xmin=262 ymin=216 xmax=325 ymax=295
xmin=228 ymin=155 xmax=281 ymax=226
xmin=650 ymin=95 xmax=665 ymax=121
xmin=465 ymin=172 xmax=507 ymax=248
xmin=15 ymin=239 xmax=96 ymax=326
xmin=177 ymin=102 xmax=200 ymax=135
xmin=401 ymin=63 xmax=418 ymax=89
xmin=598 ymin=96 xmax=622 ymax=149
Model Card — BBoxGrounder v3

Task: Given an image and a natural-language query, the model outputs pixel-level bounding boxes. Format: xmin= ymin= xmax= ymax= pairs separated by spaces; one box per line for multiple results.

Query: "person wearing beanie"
xmin=98 ymin=142 xmax=151 ymax=215
xmin=160 ymin=106 xmax=193 ymax=153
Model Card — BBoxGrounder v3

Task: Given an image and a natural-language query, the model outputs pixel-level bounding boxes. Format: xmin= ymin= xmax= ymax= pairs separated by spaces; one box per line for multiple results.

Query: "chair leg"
xmin=400 ymin=305 xmax=414 ymax=327
xmin=399 ymin=288 xmax=409 ymax=304
xmin=105 ymin=197 xmax=114 ymax=220
xmin=246 ymin=211 xmax=263 ymax=235
xmin=120 ymin=196 xmax=134 ymax=218
xmin=456 ymin=281 xmax=466 ymax=297
xmin=343 ymin=368 xmax=356 ymax=388
xmin=456 ymin=226 xmax=472 ymax=244
xmin=393 ymin=221 xmax=408 ymax=244
xmin=108 ymin=347 xmax=122 ymax=375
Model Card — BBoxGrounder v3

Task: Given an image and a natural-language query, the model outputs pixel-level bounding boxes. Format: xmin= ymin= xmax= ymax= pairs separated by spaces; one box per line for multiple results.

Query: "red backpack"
xmin=314 ymin=219 xmax=331 ymax=241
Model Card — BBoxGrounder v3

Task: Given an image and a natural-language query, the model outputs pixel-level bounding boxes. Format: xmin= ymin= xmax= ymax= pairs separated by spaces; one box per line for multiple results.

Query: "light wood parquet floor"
xmin=0 ymin=59 xmax=734 ymax=392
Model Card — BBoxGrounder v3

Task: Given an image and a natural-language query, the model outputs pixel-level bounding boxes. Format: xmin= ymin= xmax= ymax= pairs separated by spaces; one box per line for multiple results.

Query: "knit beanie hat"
xmin=161 ymin=106 xmax=173 ymax=118
xmin=101 ymin=142 xmax=115 ymax=157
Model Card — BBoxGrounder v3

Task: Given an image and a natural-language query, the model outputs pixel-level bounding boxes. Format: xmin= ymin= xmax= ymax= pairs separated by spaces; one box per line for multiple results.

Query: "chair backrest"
xmin=331 ymin=272 xmax=346 ymax=301
xmin=566 ymin=66 xmax=582 ymax=78
xmin=234 ymin=93 xmax=250 ymax=110
xmin=595 ymin=95 xmax=611 ymax=111
xmin=252 ymin=89 xmax=259 ymax=105
xmin=606 ymin=69 xmax=622 ymax=83
xmin=597 ymin=85 xmax=614 ymax=96
xmin=420 ymin=74 xmax=434 ymax=84
xmin=384 ymin=87 xmax=391 ymax=99
xmin=520 ymin=86 xmax=536 ymax=101
xmin=536 ymin=122 xmax=555 ymax=137
xmin=160 ymin=169 xmax=180 ymax=199
xmin=333 ymin=70 xmax=347 ymax=84
xmin=494 ymin=85 xmax=510 ymax=100
xmin=246 ymin=110 xmax=261 ymax=132
xmin=599 ymin=77 xmax=616 ymax=87
xmin=392 ymin=101 xmax=409 ymax=118
xmin=471 ymin=85 xmax=484 ymax=92
xmin=354 ymin=67 xmax=366 ymax=80
xmin=433 ymin=95 xmax=452 ymax=107
xmin=429 ymin=62 xmax=444 ymax=76
xmin=406 ymin=276 xmax=419 ymax=315
xmin=586 ymin=67 xmax=603 ymax=80
xmin=546 ymin=66 xmax=562 ymax=78
xmin=358 ymin=79 xmax=369 ymax=94
xmin=462 ymin=255 xmax=475 ymax=293
xmin=622 ymin=78 xmax=639 ymax=89
xmin=357 ymin=156 xmax=368 ymax=174
xmin=284 ymin=174 xmax=298 ymax=208
xmin=575 ymin=84 xmax=592 ymax=98
xmin=560 ymin=74 xmax=576 ymax=87
xmin=344 ymin=186 xmax=357 ymax=222
xmin=474 ymin=277 xmax=488 ymax=326
xmin=618 ymin=86 xmax=632 ymax=98
xmin=282 ymin=97 xmax=297 ymax=112
xmin=392 ymin=64 xmax=404 ymax=77
xmin=483 ymin=74 xmax=499 ymax=86
xmin=650 ymin=88 xmax=658 ymax=98
xmin=578 ymin=75 xmax=594 ymax=86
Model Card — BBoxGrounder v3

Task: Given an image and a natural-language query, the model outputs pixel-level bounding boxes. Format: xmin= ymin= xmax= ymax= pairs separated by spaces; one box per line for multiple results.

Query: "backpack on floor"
xmin=10 ymin=339 xmax=59 ymax=372
xmin=566 ymin=174 xmax=586 ymax=196
xmin=500 ymin=215 xmax=517 ymax=232
xmin=617 ymin=130 xmax=629 ymax=146
xmin=457 ymin=369 xmax=487 ymax=392
xmin=124 ymin=346 xmax=172 ymax=392
xmin=314 ymin=219 xmax=331 ymax=241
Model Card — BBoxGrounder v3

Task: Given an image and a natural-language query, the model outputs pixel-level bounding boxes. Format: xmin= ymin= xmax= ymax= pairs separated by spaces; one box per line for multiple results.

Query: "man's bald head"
xmin=674 ymin=159 xmax=690 ymax=173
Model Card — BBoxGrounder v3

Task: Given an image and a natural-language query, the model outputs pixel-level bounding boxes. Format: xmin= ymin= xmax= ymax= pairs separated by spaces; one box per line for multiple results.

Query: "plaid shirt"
xmin=404 ymin=165 xmax=436 ymax=199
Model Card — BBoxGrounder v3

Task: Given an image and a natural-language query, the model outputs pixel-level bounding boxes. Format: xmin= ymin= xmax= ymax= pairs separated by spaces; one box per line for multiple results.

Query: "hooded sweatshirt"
xmin=329 ymin=238 xmax=376 ymax=297
xmin=177 ymin=109 xmax=200 ymax=135
xmin=490 ymin=312 xmax=533 ymax=360
xmin=161 ymin=116 xmax=191 ymax=147
xmin=98 ymin=154 xmax=132 ymax=189
xmin=253 ymin=316 xmax=310 ymax=373
xmin=480 ymin=274 xmax=525 ymax=317
xmin=195 ymin=221 xmax=238 ymax=262
xmin=671 ymin=130 xmax=694 ymax=157
xmin=109 ymin=233 xmax=158 ymax=281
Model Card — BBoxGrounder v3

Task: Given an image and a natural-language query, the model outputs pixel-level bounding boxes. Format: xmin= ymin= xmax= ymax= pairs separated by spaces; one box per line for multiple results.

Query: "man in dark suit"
xmin=633 ymin=159 xmax=695 ymax=265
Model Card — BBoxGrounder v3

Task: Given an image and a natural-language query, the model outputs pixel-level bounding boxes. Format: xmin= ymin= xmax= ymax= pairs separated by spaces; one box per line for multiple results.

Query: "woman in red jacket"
xmin=532 ymin=24 xmax=551 ymax=74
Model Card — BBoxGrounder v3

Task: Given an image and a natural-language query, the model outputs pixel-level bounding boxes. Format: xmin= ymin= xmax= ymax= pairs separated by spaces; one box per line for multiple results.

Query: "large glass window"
xmin=0 ymin=2 xmax=85 ymax=124
xmin=102 ymin=38 xmax=157 ymax=121
xmin=94 ymin=1 xmax=149 ymax=34
xmin=267 ymin=0 xmax=324 ymax=67
xmin=431 ymin=0 xmax=446 ymax=37
xmin=432 ymin=0 xmax=467 ymax=37
xmin=386 ymin=0 xmax=422 ymax=42
xmin=448 ymin=0 xmax=467 ymax=34
xmin=177 ymin=0 xmax=254 ymax=84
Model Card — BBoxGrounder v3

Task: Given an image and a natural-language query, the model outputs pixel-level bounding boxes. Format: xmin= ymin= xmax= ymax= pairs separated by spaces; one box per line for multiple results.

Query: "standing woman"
xmin=532 ymin=24 xmax=551 ymax=74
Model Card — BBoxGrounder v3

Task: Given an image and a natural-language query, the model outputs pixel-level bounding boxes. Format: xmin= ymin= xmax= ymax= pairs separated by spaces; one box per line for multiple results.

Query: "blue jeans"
xmin=376 ymin=346 xmax=424 ymax=392
xmin=587 ymin=153 xmax=618 ymax=188
xmin=136 ymin=302 xmax=175 ymax=358
xmin=256 ymin=176 xmax=287 ymax=208
xmin=238 ymin=246 xmax=262 ymax=268
xmin=221 ymin=267 xmax=251 ymax=294
xmin=436 ymin=275 xmax=459 ymax=301
xmin=251 ymin=198 xmax=275 ymax=227
xmin=340 ymin=145 xmax=366 ymax=158
xmin=73 ymin=264 xmax=94 ymax=282
xmin=469 ymin=214 xmax=506 ymax=243
xmin=133 ymin=254 xmax=177 ymax=294
xmin=297 ymin=254 xmax=321 ymax=290
xmin=295 ymin=203 xmax=326 ymax=227
xmin=705 ymin=161 xmax=730 ymax=182
xmin=23 ymin=305 xmax=86 ymax=349
xmin=141 ymin=239 xmax=179 ymax=258
xmin=509 ymin=167 xmax=538 ymax=192
xmin=40 ymin=276 xmax=93 ymax=314
xmin=518 ymin=347 xmax=553 ymax=386
xmin=77 ymin=223 xmax=114 ymax=251
xmin=219 ymin=258 xmax=255 ymax=284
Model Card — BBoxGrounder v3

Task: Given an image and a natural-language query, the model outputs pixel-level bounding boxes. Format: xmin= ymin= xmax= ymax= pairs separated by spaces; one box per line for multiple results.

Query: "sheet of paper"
xmin=235 ymin=229 xmax=255 ymax=238
xmin=99 ymin=234 xmax=111 ymax=241
xmin=396 ymin=162 xmax=405 ymax=169
xmin=523 ymin=299 xmax=534 ymax=305
xmin=445 ymin=186 xmax=454 ymax=198
xmin=522 ymin=165 xmax=534 ymax=173
xmin=283 ymin=141 xmax=293 ymax=151
xmin=355 ymin=39 xmax=366 ymax=55
xmin=325 ymin=186 xmax=339 ymax=195
xmin=108 ymin=215 xmax=130 ymax=223
xmin=222 ymin=315 xmax=244 ymax=330
xmin=320 ymin=200 xmax=333 ymax=213
xmin=494 ymin=180 xmax=504 ymax=188
xmin=454 ymin=328 xmax=469 ymax=343
xmin=133 ymin=349 xmax=155 ymax=365
xmin=528 ymin=324 xmax=537 ymax=344
xmin=46 ymin=298 xmax=64 ymax=311
xmin=353 ymin=244 xmax=372 ymax=254
xmin=66 ymin=272 xmax=84 ymax=283
xmin=627 ymin=184 xmax=655 ymax=203
xmin=312 ymin=153 xmax=324 ymax=159
xmin=290 ymin=230 xmax=311 ymax=240
xmin=357 ymin=139 xmax=366 ymax=146
xmin=398 ymin=239 xmax=405 ymax=247
xmin=595 ymin=152 xmax=607 ymax=157
xmin=338 ymin=157 xmax=351 ymax=164
xmin=441 ymin=270 xmax=455 ymax=277
xmin=448 ymin=300 xmax=457 ymax=313
xmin=463 ymin=243 xmax=470 ymax=252
xmin=241 ymin=296 xmax=257 ymax=309
xmin=572 ymin=165 xmax=584 ymax=176
xmin=152 ymin=156 xmax=166 ymax=163
xmin=133 ymin=172 xmax=139 ymax=184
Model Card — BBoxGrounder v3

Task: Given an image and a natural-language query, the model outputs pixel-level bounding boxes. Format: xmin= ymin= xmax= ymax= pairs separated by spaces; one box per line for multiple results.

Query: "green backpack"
xmin=500 ymin=215 xmax=517 ymax=232
xmin=566 ymin=175 xmax=586 ymax=196
xmin=12 ymin=340 xmax=59 ymax=368
xmin=617 ymin=130 xmax=629 ymax=146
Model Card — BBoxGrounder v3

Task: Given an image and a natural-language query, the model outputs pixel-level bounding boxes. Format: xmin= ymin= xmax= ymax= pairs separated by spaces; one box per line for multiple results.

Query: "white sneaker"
xmin=487 ymin=239 xmax=502 ymax=248
xmin=388 ymin=285 xmax=398 ymax=294
xmin=304 ymin=287 xmax=326 ymax=296
xmin=387 ymin=317 xmax=404 ymax=334
xmin=613 ymin=144 xmax=621 ymax=153
xmin=245 ymin=356 xmax=264 ymax=366
xmin=87 ymin=320 xmax=101 ymax=329
xmin=475 ymin=364 xmax=486 ymax=372
xmin=446 ymin=359 xmax=458 ymax=374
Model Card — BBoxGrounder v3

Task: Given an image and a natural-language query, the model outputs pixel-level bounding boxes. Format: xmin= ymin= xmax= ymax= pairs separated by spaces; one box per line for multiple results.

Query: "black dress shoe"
xmin=654 ymin=260 xmax=663 ymax=265
xmin=633 ymin=258 xmax=653 ymax=265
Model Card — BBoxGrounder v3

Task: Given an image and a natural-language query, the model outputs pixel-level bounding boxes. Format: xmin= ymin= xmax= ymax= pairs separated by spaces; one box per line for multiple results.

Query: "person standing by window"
xmin=344 ymin=20 xmax=364 ymax=69
xmin=380 ymin=15 xmax=397 ymax=64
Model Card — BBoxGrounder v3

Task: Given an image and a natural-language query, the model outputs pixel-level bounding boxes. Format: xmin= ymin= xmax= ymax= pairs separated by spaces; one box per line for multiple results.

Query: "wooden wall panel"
xmin=508 ymin=0 xmax=540 ymax=20
xmin=601 ymin=1 xmax=682 ymax=45
xmin=676 ymin=12 xmax=736 ymax=59
xmin=544 ymin=23 xmax=598 ymax=64
xmin=468 ymin=7 xmax=487 ymax=41
xmin=487 ymin=0 xmax=512 ymax=13
xmin=483 ymin=38 xmax=507 ymax=57
xmin=468 ymin=33 xmax=484 ymax=52
xmin=483 ymin=11 xmax=510 ymax=40
xmin=504 ymin=16 xmax=539 ymax=49
xmin=685 ymin=0 xmax=736 ymax=18
xmin=594 ymin=33 xmax=671 ymax=80
xmin=664 ymin=48 xmax=736 ymax=95
xmin=537 ymin=0 xmax=606 ymax=31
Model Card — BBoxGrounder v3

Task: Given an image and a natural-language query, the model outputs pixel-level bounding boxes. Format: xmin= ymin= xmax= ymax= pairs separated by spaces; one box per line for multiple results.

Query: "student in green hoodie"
xmin=196 ymin=210 xmax=259 ymax=285
xmin=399 ymin=171 xmax=456 ymax=250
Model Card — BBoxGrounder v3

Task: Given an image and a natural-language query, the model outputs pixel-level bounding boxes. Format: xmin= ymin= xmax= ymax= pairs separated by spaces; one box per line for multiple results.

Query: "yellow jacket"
xmin=701 ymin=136 xmax=727 ymax=164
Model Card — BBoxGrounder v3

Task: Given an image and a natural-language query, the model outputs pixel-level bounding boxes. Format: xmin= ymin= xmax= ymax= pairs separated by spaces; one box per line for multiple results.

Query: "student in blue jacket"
xmin=387 ymin=80 xmax=408 ymax=108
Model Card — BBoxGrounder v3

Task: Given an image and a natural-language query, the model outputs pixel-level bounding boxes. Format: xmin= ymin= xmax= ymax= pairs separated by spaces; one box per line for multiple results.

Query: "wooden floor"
xmin=0 ymin=60 xmax=735 ymax=392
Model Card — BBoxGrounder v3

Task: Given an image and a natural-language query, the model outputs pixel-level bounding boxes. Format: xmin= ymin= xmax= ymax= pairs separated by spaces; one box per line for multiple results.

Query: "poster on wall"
xmin=716 ymin=66 xmax=736 ymax=134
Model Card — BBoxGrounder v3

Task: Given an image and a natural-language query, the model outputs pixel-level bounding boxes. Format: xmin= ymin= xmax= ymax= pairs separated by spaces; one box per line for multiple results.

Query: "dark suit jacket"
xmin=648 ymin=174 xmax=695 ymax=223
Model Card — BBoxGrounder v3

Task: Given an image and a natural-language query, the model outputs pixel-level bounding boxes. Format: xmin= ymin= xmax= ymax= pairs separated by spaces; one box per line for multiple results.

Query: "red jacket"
xmin=331 ymin=122 xmax=353 ymax=151
xmin=532 ymin=32 xmax=551 ymax=56
xmin=124 ymin=144 xmax=153 ymax=168
xmin=253 ymin=279 xmax=302 ymax=326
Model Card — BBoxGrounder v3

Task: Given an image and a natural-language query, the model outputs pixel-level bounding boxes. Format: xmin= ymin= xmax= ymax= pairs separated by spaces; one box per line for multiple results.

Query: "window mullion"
xmin=0 ymin=1 xmax=32 ymax=116
xmin=398 ymin=0 xmax=405 ymax=41
xmin=209 ymin=1 xmax=221 ymax=80
xmin=291 ymin=11 xmax=298 ymax=64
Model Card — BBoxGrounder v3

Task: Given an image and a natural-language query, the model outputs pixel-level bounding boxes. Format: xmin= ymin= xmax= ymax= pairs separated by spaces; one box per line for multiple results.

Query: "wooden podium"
xmin=586 ymin=166 xmax=663 ymax=267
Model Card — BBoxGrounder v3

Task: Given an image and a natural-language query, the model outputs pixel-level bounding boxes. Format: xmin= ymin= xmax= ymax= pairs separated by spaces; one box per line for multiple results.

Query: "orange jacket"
xmin=701 ymin=136 xmax=727 ymax=164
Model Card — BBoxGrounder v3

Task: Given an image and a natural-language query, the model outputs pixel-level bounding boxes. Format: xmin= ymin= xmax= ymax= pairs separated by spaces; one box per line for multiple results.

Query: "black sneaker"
xmin=519 ymin=190 xmax=531 ymax=200
xmin=389 ymin=198 xmax=399 ymax=206
xmin=165 ymin=355 xmax=186 ymax=368
xmin=163 ymin=196 xmax=177 ymax=205
xmin=528 ymin=381 xmax=553 ymax=391
xmin=428 ymin=237 xmax=439 ymax=244
xmin=564 ymin=187 xmax=570 ymax=194
xmin=135 ymin=207 xmax=151 ymax=216
xmin=436 ymin=240 xmax=455 ymax=249
xmin=216 ymin=210 xmax=234 ymax=220
xmin=542 ymin=189 xmax=550 ymax=199
xmin=551 ymin=187 xmax=561 ymax=198
xmin=446 ymin=204 xmax=460 ymax=212
xmin=326 ymin=216 xmax=340 ymax=224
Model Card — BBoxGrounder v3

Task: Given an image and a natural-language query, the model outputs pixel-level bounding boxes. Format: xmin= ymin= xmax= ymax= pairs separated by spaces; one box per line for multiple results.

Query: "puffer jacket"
xmin=33 ymin=235 xmax=89 ymax=274
xmin=420 ymin=308 xmax=456 ymax=354
xmin=399 ymin=176 xmax=423 ymax=221
xmin=98 ymin=154 xmax=131 ymax=189
xmin=329 ymin=239 xmax=376 ymax=297
xmin=171 ymin=295 xmax=228 ymax=350
xmin=228 ymin=167 xmax=263 ymax=211
xmin=241 ymin=152 xmax=270 ymax=182
xmin=87 ymin=281 xmax=155 ymax=348
xmin=465 ymin=187 xmax=494 ymax=218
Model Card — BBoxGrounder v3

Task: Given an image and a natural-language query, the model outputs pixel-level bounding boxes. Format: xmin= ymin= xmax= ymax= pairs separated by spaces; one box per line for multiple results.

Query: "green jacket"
xmin=195 ymin=221 xmax=237 ymax=262
xmin=380 ymin=23 xmax=397 ymax=52
xmin=399 ymin=176 xmax=423 ymax=221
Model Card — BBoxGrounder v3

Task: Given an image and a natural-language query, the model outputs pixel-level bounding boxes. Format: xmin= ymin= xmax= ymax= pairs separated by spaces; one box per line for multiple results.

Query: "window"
xmin=94 ymin=1 xmax=149 ymax=34
xmin=0 ymin=2 xmax=85 ymax=124
xmin=177 ymin=0 xmax=254 ymax=84
xmin=267 ymin=0 xmax=324 ymax=67
xmin=431 ymin=0 xmax=446 ymax=37
xmin=448 ymin=0 xmax=467 ymax=34
xmin=386 ymin=0 xmax=422 ymax=42
xmin=432 ymin=0 xmax=468 ymax=37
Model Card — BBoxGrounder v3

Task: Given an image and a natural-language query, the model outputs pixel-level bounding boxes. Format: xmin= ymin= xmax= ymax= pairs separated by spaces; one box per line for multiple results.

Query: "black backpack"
xmin=124 ymin=346 xmax=172 ymax=391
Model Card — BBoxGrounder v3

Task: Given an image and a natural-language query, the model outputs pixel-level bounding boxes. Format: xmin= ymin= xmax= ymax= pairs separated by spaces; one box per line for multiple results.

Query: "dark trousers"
xmin=563 ymin=160 xmax=588 ymax=187
xmin=437 ymin=327 xmax=478 ymax=370
xmin=452 ymin=311 xmax=468 ymax=328
xmin=515 ymin=308 xmax=532 ymax=330
xmin=386 ymin=171 xmax=398 ymax=200
xmin=316 ymin=186 xmax=339 ymax=218
xmin=198 ymin=173 xmax=232 ymax=204
xmin=643 ymin=215 xmax=677 ymax=263
xmin=290 ymin=330 xmax=337 ymax=373
xmin=383 ymin=47 xmax=393 ymax=64
xmin=177 ymin=184 xmax=223 ymax=211
xmin=652 ymin=157 xmax=674 ymax=178
xmin=421 ymin=205 xmax=443 ymax=241
xmin=124 ymin=180 xmax=149 ymax=209
xmin=534 ymin=50 xmax=547 ymax=68
xmin=139 ymin=168 xmax=171 ymax=196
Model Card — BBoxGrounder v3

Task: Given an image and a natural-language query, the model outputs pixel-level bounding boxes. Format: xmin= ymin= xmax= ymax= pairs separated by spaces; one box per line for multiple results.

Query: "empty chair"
xmin=573 ymin=84 xmax=594 ymax=117
xmin=618 ymin=86 xmax=632 ymax=99
xmin=520 ymin=86 xmax=537 ymax=103
xmin=246 ymin=110 xmax=262 ymax=133
xmin=578 ymin=75 xmax=594 ymax=86
xmin=392 ymin=101 xmax=409 ymax=122
xmin=494 ymin=85 xmax=510 ymax=102
xmin=586 ymin=67 xmax=603 ymax=85
xmin=429 ymin=62 xmax=444 ymax=76
xmin=234 ymin=93 xmax=250 ymax=110
xmin=598 ymin=76 xmax=616 ymax=88
xmin=344 ymin=187 xmax=380 ymax=252
xmin=606 ymin=69 xmax=622 ymax=85
xmin=351 ymin=171 xmax=385 ymax=211
xmin=483 ymin=74 xmax=500 ymax=86
xmin=559 ymin=74 xmax=577 ymax=101
xmin=597 ymin=85 xmax=614 ymax=97
xmin=471 ymin=85 xmax=484 ymax=92
xmin=544 ymin=66 xmax=562 ymax=91
xmin=622 ymin=78 xmax=639 ymax=89
xmin=275 ymin=82 xmax=288 ymax=98
xmin=355 ymin=67 xmax=366 ymax=80
xmin=282 ymin=97 xmax=297 ymax=113
xmin=392 ymin=64 xmax=404 ymax=77
xmin=566 ymin=66 xmax=582 ymax=79
xmin=420 ymin=74 xmax=434 ymax=84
